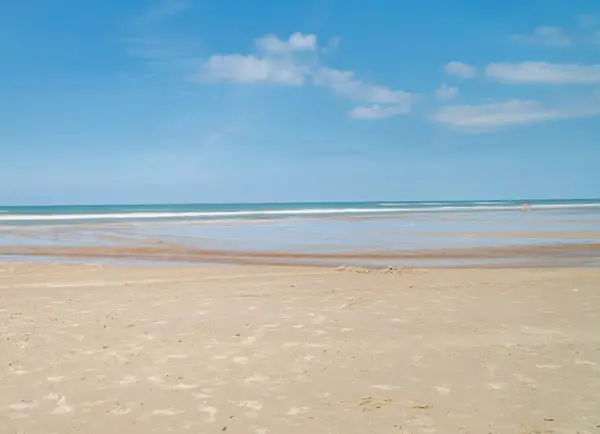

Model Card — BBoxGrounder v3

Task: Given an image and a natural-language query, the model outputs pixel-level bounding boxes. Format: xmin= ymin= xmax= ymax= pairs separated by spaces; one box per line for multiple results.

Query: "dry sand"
xmin=1 ymin=262 xmax=600 ymax=433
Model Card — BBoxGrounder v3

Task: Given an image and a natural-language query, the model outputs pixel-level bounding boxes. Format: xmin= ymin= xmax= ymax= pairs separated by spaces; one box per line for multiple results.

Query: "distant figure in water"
xmin=520 ymin=203 xmax=531 ymax=211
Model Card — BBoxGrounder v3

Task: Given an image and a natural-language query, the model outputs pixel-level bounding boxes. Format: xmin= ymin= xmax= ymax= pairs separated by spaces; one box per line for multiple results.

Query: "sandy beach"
xmin=4 ymin=0 xmax=600 ymax=430
xmin=1 ymin=262 xmax=599 ymax=433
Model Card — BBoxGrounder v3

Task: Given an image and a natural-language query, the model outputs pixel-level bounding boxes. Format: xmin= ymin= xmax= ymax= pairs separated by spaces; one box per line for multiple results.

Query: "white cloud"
xmin=255 ymin=32 xmax=318 ymax=53
xmin=432 ymin=99 xmax=600 ymax=130
xmin=434 ymin=84 xmax=459 ymax=100
xmin=444 ymin=61 xmax=477 ymax=78
xmin=202 ymin=54 xmax=308 ymax=85
xmin=198 ymin=33 xmax=416 ymax=119
xmin=200 ymin=34 xmax=316 ymax=85
xmin=313 ymin=67 xmax=416 ymax=119
xmin=433 ymin=100 xmax=560 ymax=128
xmin=313 ymin=67 xmax=412 ymax=104
xmin=486 ymin=61 xmax=600 ymax=84
xmin=510 ymin=26 xmax=571 ymax=47
xmin=349 ymin=105 xmax=410 ymax=119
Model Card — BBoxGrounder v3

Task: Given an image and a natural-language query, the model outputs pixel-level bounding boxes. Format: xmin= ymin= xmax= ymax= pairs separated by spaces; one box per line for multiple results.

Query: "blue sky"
xmin=1 ymin=0 xmax=599 ymax=205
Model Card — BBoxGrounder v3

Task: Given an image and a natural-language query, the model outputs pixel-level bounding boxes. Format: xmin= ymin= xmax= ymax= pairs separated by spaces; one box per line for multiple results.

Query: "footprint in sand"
xmin=119 ymin=375 xmax=138 ymax=386
xmin=200 ymin=406 xmax=218 ymax=422
xmin=47 ymin=375 xmax=66 ymax=383
xmin=8 ymin=401 xmax=37 ymax=411
xmin=286 ymin=406 xmax=310 ymax=415
xmin=238 ymin=401 xmax=263 ymax=411
xmin=51 ymin=396 xmax=73 ymax=414
xmin=150 ymin=408 xmax=185 ymax=416
xmin=435 ymin=386 xmax=451 ymax=395
xmin=108 ymin=406 xmax=133 ymax=415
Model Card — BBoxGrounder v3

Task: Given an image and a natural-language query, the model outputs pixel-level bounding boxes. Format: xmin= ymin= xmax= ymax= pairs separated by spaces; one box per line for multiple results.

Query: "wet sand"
xmin=2 ymin=210 xmax=600 ymax=268
xmin=1 ymin=241 xmax=600 ymax=268
xmin=1 ymin=262 xmax=600 ymax=433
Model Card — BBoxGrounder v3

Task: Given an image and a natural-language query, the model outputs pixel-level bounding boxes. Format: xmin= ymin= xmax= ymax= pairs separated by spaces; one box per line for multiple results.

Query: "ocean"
xmin=2 ymin=199 xmax=600 ymax=224
xmin=1 ymin=199 xmax=600 ymax=267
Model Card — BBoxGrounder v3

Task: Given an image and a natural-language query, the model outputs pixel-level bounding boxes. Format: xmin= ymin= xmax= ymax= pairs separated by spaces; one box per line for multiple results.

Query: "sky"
xmin=1 ymin=0 xmax=599 ymax=205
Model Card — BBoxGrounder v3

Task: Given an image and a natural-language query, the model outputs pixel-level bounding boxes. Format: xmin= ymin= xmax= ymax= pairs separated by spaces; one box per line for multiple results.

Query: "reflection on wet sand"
xmin=1 ymin=241 xmax=599 ymax=268
xmin=2 ymin=210 xmax=600 ymax=267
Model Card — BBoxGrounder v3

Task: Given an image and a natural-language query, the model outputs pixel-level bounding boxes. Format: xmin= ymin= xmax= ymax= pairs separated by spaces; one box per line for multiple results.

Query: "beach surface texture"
xmin=1 ymin=263 xmax=599 ymax=433
xmin=2 ymin=200 xmax=600 ymax=432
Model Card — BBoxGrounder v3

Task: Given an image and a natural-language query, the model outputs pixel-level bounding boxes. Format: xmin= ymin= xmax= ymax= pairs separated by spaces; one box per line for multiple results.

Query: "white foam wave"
xmin=529 ymin=203 xmax=600 ymax=208
xmin=3 ymin=208 xmax=398 ymax=221
xmin=1 ymin=202 xmax=599 ymax=222
xmin=379 ymin=202 xmax=446 ymax=206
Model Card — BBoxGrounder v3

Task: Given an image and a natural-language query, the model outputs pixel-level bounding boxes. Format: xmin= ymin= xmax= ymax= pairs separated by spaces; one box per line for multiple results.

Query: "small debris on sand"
xmin=334 ymin=266 xmax=372 ymax=273
xmin=335 ymin=265 xmax=413 ymax=275
xmin=358 ymin=396 xmax=393 ymax=411
xmin=380 ymin=266 xmax=411 ymax=275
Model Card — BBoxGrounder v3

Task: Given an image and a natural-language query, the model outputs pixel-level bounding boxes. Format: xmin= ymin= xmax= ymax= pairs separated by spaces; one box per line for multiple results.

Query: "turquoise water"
xmin=1 ymin=199 xmax=600 ymax=224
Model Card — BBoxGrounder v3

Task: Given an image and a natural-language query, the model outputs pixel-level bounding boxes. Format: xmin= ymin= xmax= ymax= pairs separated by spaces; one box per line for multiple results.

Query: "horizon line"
xmin=2 ymin=197 xmax=600 ymax=208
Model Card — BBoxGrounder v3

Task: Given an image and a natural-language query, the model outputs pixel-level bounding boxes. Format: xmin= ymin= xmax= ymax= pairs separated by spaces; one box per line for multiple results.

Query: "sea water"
xmin=1 ymin=199 xmax=600 ymax=224
xmin=1 ymin=199 xmax=600 ymax=267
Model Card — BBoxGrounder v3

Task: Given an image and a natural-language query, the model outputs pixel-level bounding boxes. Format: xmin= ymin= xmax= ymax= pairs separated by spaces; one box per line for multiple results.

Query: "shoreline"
xmin=1 ymin=240 xmax=599 ymax=268
xmin=2 ymin=206 xmax=599 ymax=268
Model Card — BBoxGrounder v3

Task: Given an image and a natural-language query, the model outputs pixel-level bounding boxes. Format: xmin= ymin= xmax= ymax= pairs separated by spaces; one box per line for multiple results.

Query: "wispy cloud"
xmin=133 ymin=0 xmax=188 ymax=25
xmin=434 ymin=84 xmax=459 ymax=100
xmin=510 ymin=26 xmax=571 ymax=47
xmin=197 ymin=33 xmax=417 ymax=119
xmin=485 ymin=61 xmax=600 ymax=84
xmin=579 ymin=14 xmax=598 ymax=29
xmin=321 ymin=36 xmax=341 ymax=54
xmin=126 ymin=36 xmax=178 ymax=62
xmin=432 ymin=99 xmax=600 ymax=131
xmin=125 ymin=0 xmax=194 ymax=64
xmin=313 ymin=67 xmax=413 ymax=105
xmin=444 ymin=61 xmax=477 ymax=79
xmin=349 ymin=105 xmax=411 ymax=119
